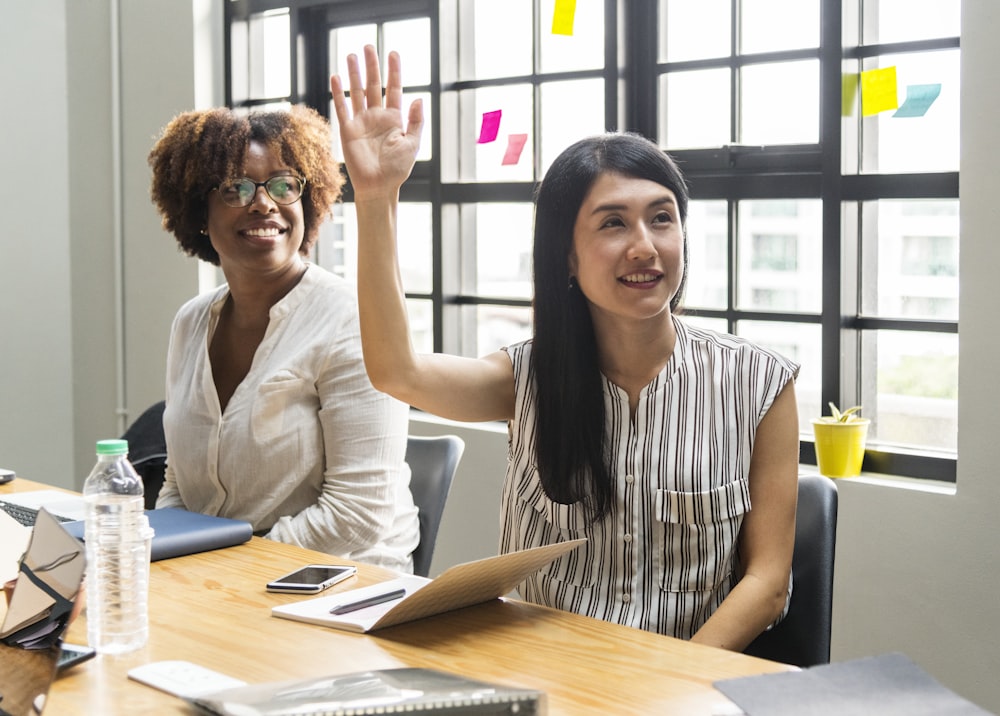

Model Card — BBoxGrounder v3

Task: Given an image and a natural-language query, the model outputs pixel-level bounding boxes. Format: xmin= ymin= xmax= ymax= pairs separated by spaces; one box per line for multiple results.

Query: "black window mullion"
xmin=820 ymin=0 xmax=845 ymax=431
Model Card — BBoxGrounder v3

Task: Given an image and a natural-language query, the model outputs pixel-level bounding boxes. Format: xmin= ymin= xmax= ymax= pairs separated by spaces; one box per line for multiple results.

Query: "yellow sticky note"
xmin=860 ymin=66 xmax=898 ymax=117
xmin=841 ymin=73 xmax=859 ymax=117
xmin=552 ymin=0 xmax=577 ymax=36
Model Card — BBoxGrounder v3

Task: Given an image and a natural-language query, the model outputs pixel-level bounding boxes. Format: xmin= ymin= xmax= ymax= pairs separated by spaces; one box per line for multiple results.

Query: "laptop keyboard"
xmin=0 ymin=500 xmax=73 ymax=527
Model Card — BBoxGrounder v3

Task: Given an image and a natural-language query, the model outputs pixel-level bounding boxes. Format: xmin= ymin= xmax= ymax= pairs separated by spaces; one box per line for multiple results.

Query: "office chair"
xmin=120 ymin=400 xmax=168 ymax=510
xmin=406 ymin=434 xmax=465 ymax=577
xmin=743 ymin=473 xmax=839 ymax=667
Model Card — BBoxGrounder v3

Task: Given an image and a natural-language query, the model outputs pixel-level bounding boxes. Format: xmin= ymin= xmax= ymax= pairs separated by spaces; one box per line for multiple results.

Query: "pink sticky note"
xmin=477 ymin=110 xmax=502 ymax=143
xmin=502 ymin=134 xmax=529 ymax=165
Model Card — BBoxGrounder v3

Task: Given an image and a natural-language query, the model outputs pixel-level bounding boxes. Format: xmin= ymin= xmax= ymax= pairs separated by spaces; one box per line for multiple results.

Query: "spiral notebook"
xmin=188 ymin=667 xmax=546 ymax=715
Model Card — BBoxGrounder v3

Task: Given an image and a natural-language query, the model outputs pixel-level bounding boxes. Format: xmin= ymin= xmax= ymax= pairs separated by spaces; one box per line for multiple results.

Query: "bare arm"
xmin=331 ymin=46 xmax=514 ymax=422
xmin=689 ymin=380 xmax=800 ymax=651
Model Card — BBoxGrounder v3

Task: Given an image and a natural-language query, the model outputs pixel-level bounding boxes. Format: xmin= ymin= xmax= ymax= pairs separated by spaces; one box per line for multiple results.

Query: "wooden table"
xmin=3 ymin=479 xmax=792 ymax=714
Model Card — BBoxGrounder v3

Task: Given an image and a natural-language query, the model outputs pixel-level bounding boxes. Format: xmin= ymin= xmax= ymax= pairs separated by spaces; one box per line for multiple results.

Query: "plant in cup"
xmin=821 ymin=402 xmax=863 ymax=424
xmin=811 ymin=402 xmax=870 ymax=478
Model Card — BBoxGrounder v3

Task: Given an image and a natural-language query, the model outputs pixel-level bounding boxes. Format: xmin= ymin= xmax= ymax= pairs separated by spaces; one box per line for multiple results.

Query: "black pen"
xmin=329 ymin=588 xmax=406 ymax=615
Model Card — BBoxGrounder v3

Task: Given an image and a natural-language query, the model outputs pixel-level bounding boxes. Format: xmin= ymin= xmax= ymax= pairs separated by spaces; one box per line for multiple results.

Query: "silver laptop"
xmin=0 ymin=491 xmax=87 ymax=526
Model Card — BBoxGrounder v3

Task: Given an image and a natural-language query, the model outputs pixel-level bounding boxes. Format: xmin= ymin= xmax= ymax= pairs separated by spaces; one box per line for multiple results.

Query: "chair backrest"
xmin=406 ymin=434 xmax=465 ymax=577
xmin=743 ymin=473 xmax=839 ymax=667
xmin=121 ymin=401 xmax=167 ymax=510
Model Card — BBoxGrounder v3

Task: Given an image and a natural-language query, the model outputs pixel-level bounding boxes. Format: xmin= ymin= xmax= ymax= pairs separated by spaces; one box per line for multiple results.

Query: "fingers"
xmin=347 ymin=52 xmax=365 ymax=116
xmin=406 ymin=97 xmax=424 ymax=145
xmin=330 ymin=45 xmax=404 ymax=122
xmin=385 ymin=51 xmax=402 ymax=111
xmin=363 ymin=44 xmax=384 ymax=110
xmin=330 ymin=75 xmax=348 ymax=126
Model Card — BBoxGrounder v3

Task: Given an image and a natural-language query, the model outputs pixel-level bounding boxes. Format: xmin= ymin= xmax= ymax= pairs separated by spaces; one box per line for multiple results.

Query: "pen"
xmin=329 ymin=588 xmax=406 ymax=615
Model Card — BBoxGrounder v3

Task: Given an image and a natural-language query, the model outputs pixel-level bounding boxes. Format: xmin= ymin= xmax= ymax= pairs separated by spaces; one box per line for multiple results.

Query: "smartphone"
xmin=266 ymin=564 xmax=357 ymax=593
xmin=57 ymin=643 xmax=97 ymax=673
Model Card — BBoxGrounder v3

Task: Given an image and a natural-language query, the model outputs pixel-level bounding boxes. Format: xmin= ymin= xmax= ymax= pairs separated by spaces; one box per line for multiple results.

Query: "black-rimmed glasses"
xmin=213 ymin=175 xmax=306 ymax=208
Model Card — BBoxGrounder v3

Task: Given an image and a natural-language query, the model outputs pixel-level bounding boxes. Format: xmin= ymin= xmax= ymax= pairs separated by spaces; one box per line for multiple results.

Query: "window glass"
xmin=660 ymin=68 xmax=730 ymax=150
xmin=738 ymin=320 xmax=822 ymax=436
xmin=867 ymin=0 xmax=960 ymax=44
xmin=476 ymin=305 xmax=533 ymax=356
xmin=463 ymin=0 xmax=533 ymax=81
xmin=540 ymin=79 xmax=606 ymax=175
xmin=327 ymin=24 xmax=376 ymax=80
xmin=231 ymin=20 xmax=249 ymax=105
xmin=682 ymin=200 xmax=728 ymax=310
xmin=741 ymin=60 xmax=819 ymax=145
xmin=860 ymin=199 xmax=959 ymax=321
xmin=679 ymin=315 xmax=728 ymax=335
xmin=860 ymin=50 xmax=960 ymax=174
xmin=466 ymin=84 xmax=535 ymax=182
xmin=475 ymin=204 xmax=534 ymax=300
xmin=740 ymin=0 xmax=820 ymax=54
xmin=384 ymin=18 xmax=431 ymax=86
xmin=737 ymin=200 xmax=822 ymax=312
xmin=407 ymin=299 xmax=435 ymax=354
xmin=332 ymin=202 xmax=433 ymax=294
xmin=249 ymin=10 xmax=291 ymax=100
xmin=660 ymin=0 xmax=730 ymax=62
xmin=862 ymin=330 xmax=957 ymax=452
xmin=539 ymin=0 xmax=605 ymax=73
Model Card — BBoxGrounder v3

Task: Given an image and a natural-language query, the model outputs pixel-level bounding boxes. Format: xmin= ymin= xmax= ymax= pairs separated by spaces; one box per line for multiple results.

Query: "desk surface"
xmin=3 ymin=479 xmax=792 ymax=715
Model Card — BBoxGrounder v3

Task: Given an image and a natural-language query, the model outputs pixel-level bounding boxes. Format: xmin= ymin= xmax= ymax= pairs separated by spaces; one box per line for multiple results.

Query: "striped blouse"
xmin=499 ymin=317 xmax=799 ymax=639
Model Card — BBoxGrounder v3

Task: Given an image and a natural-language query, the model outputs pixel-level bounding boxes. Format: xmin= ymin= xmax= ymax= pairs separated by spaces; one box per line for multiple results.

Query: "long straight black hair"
xmin=531 ymin=133 xmax=689 ymax=522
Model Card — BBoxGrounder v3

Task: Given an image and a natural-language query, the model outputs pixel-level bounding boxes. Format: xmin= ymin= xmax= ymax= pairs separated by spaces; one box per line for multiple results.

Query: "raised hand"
xmin=330 ymin=45 xmax=423 ymax=201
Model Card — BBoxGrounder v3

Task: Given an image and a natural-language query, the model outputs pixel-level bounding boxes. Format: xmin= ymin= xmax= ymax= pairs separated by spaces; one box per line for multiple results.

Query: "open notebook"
xmin=272 ymin=538 xmax=586 ymax=634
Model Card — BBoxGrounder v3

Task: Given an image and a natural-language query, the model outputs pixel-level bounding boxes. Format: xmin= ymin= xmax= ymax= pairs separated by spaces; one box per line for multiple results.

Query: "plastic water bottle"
xmin=83 ymin=438 xmax=153 ymax=654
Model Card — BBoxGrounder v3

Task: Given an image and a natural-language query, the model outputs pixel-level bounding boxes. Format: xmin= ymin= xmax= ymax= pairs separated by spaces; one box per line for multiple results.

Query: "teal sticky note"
xmin=893 ymin=83 xmax=942 ymax=118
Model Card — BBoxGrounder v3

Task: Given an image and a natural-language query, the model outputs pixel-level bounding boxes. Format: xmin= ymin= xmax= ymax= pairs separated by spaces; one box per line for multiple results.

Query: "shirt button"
xmin=622 ymin=593 xmax=631 ymax=604
xmin=625 ymin=474 xmax=635 ymax=484
xmin=623 ymin=533 xmax=633 ymax=543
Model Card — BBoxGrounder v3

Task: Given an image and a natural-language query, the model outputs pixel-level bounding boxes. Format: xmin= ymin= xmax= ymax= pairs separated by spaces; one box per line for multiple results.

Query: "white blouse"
xmin=156 ymin=264 xmax=419 ymax=571
xmin=500 ymin=317 xmax=799 ymax=638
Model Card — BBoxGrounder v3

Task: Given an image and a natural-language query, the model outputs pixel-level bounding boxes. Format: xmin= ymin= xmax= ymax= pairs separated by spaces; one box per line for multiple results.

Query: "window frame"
xmin=224 ymin=0 xmax=958 ymax=482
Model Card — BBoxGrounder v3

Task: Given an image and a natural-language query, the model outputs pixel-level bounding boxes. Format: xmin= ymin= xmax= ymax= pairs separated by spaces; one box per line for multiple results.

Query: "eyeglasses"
xmin=213 ymin=175 xmax=306 ymax=208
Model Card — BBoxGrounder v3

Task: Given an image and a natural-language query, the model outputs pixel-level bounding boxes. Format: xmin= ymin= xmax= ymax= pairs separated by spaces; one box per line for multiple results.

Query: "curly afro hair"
xmin=148 ymin=105 xmax=344 ymax=265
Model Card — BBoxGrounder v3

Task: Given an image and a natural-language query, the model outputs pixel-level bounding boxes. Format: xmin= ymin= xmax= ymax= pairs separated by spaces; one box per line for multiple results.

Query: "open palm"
xmin=331 ymin=46 xmax=423 ymax=201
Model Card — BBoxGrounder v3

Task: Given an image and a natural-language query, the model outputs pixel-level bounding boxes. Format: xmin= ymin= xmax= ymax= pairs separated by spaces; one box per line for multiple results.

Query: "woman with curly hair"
xmin=147 ymin=104 xmax=419 ymax=571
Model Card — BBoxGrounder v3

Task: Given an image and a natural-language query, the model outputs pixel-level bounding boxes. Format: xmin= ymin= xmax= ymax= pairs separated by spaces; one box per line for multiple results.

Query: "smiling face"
xmin=569 ymin=171 xmax=685 ymax=328
xmin=205 ymin=140 xmax=306 ymax=279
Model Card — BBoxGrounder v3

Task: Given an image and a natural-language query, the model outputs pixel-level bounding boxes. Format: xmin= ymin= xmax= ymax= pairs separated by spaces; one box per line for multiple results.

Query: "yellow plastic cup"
xmin=811 ymin=418 xmax=870 ymax=478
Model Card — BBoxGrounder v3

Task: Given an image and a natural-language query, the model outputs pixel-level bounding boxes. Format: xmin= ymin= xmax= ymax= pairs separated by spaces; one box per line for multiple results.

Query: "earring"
xmin=568 ymin=276 xmax=577 ymax=290
xmin=200 ymin=228 xmax=208 ymax=236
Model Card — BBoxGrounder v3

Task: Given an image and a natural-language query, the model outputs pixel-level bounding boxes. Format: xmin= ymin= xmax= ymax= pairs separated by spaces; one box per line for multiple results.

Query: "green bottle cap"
xmin=95 ymin=439 xmax=129 ymax=456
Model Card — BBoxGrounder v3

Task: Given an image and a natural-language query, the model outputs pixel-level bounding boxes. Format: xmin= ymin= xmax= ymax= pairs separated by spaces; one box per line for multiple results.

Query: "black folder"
xmin=64 ymin=508 xmax=253 ymax=561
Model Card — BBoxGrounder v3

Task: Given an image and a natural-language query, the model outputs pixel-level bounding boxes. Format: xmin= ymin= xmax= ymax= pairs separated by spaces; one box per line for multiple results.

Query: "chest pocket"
xmin=252 ymin=370 xmax=308 ymax=442
xmin=513 ymin=469 xmax=597 ymax=588
xmin=654 ymin=478 xmax=750 ymax=593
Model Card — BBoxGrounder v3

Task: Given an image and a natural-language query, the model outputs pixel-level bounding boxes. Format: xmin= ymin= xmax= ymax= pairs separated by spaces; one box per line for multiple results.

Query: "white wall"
xmin=2 ymin=0 xmax=999 ymax=711
xmin=0 ymin=3 xmax=75 ymax=487
xmin=0 ymin=1 xmax=218 ymax=488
